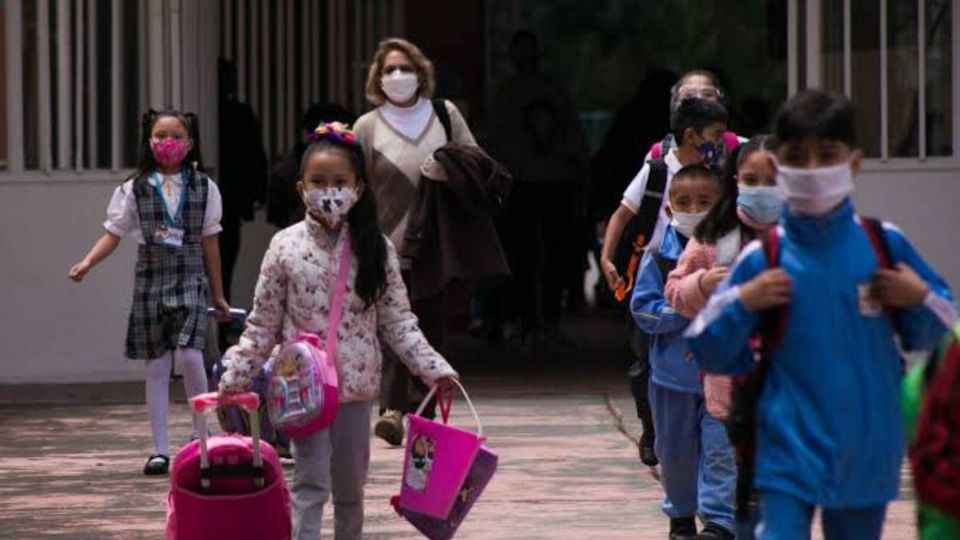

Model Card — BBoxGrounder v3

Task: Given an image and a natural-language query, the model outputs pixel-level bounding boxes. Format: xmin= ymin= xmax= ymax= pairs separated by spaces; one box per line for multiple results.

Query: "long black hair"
xmin=693 ymin=134 xmax=776 ymax=244
xmin=298 ymin=138 xmax=387 ymax=308
xmin=130 ymin=109 xmax=206 ymax=183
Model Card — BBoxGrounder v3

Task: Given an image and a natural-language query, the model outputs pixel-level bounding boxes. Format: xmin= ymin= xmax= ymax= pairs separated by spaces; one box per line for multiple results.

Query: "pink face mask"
xmin=151 ymin=138 xmax=191 ymax=167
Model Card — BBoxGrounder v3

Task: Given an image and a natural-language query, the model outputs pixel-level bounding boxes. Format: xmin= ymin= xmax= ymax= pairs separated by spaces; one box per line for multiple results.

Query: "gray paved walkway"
xmin=0 ymin=316 xmax=920 ymax=539
xmin=0 ymin=382 xmax=917 ymax=539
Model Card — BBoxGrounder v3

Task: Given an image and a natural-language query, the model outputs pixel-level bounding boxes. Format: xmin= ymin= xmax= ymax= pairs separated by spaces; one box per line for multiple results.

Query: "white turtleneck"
xmin=379 ymin=97 xmax=434 ymax=141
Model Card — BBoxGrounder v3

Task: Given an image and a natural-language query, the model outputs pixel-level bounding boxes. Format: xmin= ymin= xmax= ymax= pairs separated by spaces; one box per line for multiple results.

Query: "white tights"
xmin=145 ymin=348 xmax=208 ymax=456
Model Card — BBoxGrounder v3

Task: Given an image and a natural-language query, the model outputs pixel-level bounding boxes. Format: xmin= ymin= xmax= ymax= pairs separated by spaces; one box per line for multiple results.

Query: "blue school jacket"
xmin=685 ymin=199 xmax=956 ymax=508
xmin=630 ymin=225 xmax=698 ymax=393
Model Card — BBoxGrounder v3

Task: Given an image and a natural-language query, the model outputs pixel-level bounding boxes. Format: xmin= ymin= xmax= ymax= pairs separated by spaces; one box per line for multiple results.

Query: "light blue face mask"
xmin=737 ymin=185 xmax=785 ymax=225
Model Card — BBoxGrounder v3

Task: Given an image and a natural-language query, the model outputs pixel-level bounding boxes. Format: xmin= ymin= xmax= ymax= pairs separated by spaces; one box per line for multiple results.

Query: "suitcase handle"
xmin=191 ymin=391 xmax=260 ymax=414
xmin=414 ymin=380 xmax=483 ymax=439
xmin=189 ymin=392 xmax=264 ymax=490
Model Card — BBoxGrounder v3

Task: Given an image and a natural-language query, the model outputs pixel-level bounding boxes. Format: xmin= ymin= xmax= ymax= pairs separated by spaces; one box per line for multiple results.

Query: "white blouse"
xmin=103 ymin=173 xmax=224 ymax=244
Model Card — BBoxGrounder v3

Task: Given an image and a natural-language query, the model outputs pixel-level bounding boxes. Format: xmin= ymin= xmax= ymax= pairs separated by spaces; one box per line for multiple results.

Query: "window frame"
xmin=792 ymin=0 xmax=960 ymax=167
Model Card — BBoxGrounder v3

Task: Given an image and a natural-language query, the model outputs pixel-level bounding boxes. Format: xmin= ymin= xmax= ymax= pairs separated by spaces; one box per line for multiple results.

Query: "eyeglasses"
xmin=679 ymin=85 xmax=722 ymax=101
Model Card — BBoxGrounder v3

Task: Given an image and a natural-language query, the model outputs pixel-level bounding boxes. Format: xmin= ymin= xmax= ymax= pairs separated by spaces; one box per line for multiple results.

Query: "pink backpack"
xmin=650 ymin=131 xmax=740 ymax=160
xmin=265 ymin=235 xmax=352 ymax=439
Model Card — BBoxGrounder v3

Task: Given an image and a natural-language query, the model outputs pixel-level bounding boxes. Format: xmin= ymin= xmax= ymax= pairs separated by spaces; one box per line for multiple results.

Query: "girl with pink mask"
xmin=69 ymin=110 xmax=231 ymax=476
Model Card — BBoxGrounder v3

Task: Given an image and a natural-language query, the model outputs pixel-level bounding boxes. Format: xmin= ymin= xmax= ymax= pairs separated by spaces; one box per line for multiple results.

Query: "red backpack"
xmin=910 ymin=322 xmax=960 ymax=517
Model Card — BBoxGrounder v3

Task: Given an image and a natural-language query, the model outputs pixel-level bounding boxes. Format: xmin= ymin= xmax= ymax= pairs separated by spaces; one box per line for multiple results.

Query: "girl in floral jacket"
xmin=219 ymin=122 xmax=458 ymax=540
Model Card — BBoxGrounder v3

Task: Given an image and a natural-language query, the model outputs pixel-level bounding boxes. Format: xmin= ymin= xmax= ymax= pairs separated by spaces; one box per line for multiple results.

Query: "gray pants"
xmin=291 ymin=401 xmax=372 ymax=540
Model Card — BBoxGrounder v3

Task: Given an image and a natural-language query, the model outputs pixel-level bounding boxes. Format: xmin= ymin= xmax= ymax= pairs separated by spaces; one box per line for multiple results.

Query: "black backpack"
xmin=611 ymin=159 xmax=669 ymax=303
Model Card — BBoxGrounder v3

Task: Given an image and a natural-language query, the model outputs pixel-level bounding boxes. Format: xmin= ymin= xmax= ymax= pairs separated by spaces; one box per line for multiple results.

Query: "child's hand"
xmin=601 ymin=258 xmax=622 ymax=291
xmin=212 ymin=297 xmax=232 ymax=322
xmin=699 ymin=267 xmax=730 ymax=296
xmin=740 ymin=269 xmax=792 ymax=312
xmin=436 ymin=376 xmax=459 ymax=393
xmin=68 ymin=260 xmax=91 ymax=282
xmin=873 ymin=263 xmax=930 ymax=307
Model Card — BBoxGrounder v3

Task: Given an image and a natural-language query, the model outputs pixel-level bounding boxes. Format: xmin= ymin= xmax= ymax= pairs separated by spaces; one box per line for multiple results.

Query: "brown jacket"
xmin=402 ymin=143 xmax=512 ymax=301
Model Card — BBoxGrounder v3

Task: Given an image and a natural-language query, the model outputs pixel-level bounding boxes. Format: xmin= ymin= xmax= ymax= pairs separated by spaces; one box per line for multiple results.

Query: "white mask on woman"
xmin=381 ymin=71 xmax=419 ymax=105
xmin=775 ymin=160 xmax=854 ymax=216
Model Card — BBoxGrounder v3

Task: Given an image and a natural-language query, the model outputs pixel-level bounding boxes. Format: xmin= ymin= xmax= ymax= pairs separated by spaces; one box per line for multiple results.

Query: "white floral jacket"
xmin=218 ymin=214 xmax=457 ymax=402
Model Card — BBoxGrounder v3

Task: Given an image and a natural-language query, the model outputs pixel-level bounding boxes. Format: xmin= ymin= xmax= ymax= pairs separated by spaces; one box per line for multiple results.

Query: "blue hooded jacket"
xmin=685 ymin=200 xmax=956 ymax=508
xmin=631 ymin=225 xmax=699 ymax=393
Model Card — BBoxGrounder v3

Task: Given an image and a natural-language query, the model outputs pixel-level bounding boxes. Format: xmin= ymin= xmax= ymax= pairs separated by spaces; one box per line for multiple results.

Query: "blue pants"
xmin=650 ymin=382 xmax=736 ymax=532
xmin=758 ymin=491 xmax=886 ymax=540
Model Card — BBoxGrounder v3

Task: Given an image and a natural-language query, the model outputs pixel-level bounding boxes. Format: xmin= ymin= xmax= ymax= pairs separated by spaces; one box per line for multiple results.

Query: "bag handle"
xmin=190 ymin=391 xmax=264 ymax=490
xmin=413 ymin=379 xmax=483 ymax=439
xmin=324 ymin=233 xmax=354 ymax=364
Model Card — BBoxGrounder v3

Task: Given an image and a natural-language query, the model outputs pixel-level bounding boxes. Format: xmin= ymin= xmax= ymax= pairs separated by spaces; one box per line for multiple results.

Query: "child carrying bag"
xmin=265 ymin=235 xmax=352 ymax=439
xmin=391 ymin=380 xmax=498 ymax=540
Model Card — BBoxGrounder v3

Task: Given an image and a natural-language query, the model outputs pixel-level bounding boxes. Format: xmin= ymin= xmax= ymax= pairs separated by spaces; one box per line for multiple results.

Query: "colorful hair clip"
xmin=309 ymin=122 xmax=361 ymax=149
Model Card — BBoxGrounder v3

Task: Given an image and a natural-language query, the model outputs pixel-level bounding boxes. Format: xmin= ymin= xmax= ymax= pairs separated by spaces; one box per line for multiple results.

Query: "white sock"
xmin=145 ymin=352 xmax=173 ymax=456
xmin=177 ymin=348 xmax=209 ymax=438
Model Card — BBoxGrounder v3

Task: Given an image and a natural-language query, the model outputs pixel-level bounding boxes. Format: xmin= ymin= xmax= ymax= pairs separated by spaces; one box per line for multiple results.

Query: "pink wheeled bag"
xmin=166 ymin=392 xmax=291 ymax=540
xmin=391 ymin=381 xmax=498 ymax=539
xmin=265 ymin=233 xmax=352 ymax=440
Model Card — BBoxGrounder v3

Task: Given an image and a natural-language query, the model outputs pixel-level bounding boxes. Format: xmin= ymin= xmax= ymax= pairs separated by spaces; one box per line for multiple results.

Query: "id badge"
xmin=155 ymin=226 xmax=184 ymax=248
xmin=857 ymin=283 xmax=882 ymax=317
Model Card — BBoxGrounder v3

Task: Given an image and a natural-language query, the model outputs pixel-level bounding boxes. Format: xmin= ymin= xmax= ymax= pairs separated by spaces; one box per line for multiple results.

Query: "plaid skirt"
xmin=125 ymin=242 xmax=208 ymax=360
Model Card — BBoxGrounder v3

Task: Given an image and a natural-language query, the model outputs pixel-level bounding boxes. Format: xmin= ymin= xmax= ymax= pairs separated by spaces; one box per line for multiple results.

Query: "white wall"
xmin=854 ymin=166 xmax=960 ymax=294
xmin=0 ymin=178 xmax=281 ymax=384
xmin=1 ymin=168 xmax=958 ymax=384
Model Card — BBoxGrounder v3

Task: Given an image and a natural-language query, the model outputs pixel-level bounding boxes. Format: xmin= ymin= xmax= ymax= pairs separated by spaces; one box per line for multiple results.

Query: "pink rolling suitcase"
xmin=166 ymin=392 xmax=291 ymax=540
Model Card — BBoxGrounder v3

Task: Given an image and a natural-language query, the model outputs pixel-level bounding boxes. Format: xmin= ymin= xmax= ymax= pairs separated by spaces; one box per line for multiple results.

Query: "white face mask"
xmin=671 ymin=210 xmax=709 ymax=238
xmin=303 ymin=187 xmax=359 ymax=229
xmin=775 ymin=160 xmax=855 ymax=216
xmin=381 ymin=71 xmax=419 ymax=105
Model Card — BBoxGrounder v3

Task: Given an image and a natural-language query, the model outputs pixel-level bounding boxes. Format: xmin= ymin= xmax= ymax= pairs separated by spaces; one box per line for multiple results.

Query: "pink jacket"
xmin=665 ymin=232 xmax=740 ymax=420
xmin=665 ymin=237 xmax=719 ymax=319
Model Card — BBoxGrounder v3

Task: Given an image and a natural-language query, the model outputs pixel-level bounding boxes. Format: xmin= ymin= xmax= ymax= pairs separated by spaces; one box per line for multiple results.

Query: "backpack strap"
xmin=614 ymin=159 xmax=669 ymax=302
xmin=723 ymin=131 xmax=740 ymax=154
xmin=857 ymin=215 xmax=903 ymax=335
xmin=650 ymin=250 xmax=677 ymax=283
xmin=858 ymin=215 xmax=892 ymax=268
xmin=730 ymin=226 xmax=782 ymax=524
xmin=432 ymin=99 xmax=453 ymax=142
xmin=758 ymin=227 xmax=788 ymax=349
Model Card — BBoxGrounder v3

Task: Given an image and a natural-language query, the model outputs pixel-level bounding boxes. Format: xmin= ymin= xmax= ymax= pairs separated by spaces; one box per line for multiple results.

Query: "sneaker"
xmin=143 ymin=454 xmax=170 ymax=476
xmin=669 ymin=517 xmax=698 ymax=540
xmin=374 ymin=409 xmax=405 ymax=447
xmin=639 ymin=433 xmax=659 ymax=466
xmin=697 ymin=522 xmax=734 ymax=539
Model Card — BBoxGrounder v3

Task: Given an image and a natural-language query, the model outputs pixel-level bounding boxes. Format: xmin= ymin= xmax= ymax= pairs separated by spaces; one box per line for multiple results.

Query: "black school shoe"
xmin=639 ymin=433 xmax=659 ymax=466
xmin=697 ymin=522 xmax=734 ymax=539
xmin=669 ymin=517 xmax=698 ymax=540
xmin=143 ymin=454 xmax=170 ymax=475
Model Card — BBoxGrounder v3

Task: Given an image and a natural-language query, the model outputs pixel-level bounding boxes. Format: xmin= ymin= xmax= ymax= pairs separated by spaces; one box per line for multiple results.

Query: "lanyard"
xmin=150 ymin=168 xmax=188 ymax=227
